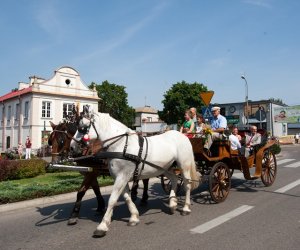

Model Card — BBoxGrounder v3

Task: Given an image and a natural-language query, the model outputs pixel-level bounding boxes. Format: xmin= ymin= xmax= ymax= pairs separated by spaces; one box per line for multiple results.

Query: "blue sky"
xmin=0 ymin=0 xmax=299 ymax=110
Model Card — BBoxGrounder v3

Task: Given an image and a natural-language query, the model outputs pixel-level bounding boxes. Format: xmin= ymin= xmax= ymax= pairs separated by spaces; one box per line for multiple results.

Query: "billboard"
xmin=274 ymin=105 xmax=300 ymax=123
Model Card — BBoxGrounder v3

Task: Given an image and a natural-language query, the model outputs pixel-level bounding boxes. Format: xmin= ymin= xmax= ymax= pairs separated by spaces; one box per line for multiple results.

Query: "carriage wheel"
xmin=209 ymin=162 xmax=231 ymax=203
xmin=160 ymin=174 xmax=183 ymax=195
xmin=261 ymin=150 xmax=277 ymax=187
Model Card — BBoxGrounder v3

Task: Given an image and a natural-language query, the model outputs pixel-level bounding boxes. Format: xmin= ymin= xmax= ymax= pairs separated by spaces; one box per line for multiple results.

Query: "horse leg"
xmin=68 ymin=190 xmax=85 ymax=225
xmin=94 ymin=175 xmax=129 ymax=237
xmin=164 ymin=172 xmax=178 ymax=214
xmin=90 ymin=174 xmax=106 ymax=214
xmin=123 ymin=184 xmax=140 ymax=226
xmin=131 ymin=179 xmax=139 ymax=202
xmin=140 ymin=178 xmax=149 ymax=206
xmin=68 ymin=174 xmax=91 ymax=225
xmin=181 ymin=169 xmax=192 ymax=216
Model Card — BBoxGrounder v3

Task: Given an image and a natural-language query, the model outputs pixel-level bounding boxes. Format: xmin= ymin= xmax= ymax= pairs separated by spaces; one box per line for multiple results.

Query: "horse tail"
xmin=190 ymin=160 xmax=200 ymax=190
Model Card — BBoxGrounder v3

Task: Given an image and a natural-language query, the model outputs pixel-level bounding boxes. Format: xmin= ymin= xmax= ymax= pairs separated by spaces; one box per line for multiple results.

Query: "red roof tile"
xmin=0 ymin=86 xmax=32 ymax=102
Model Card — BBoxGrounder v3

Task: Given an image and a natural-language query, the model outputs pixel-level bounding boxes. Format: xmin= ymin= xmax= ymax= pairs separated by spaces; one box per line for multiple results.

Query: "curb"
xmin=0 ymin=177 xmax=161 ymax=214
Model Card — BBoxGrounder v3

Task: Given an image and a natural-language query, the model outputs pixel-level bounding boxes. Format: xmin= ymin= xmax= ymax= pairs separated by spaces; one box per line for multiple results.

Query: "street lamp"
xmin=241 ymin=75 xmax=249 ymax=126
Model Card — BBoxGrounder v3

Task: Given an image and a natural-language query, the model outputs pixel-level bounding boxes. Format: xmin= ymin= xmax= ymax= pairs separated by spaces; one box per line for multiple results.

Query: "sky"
xmin=0 ymin=0 xmax=299 ymax=110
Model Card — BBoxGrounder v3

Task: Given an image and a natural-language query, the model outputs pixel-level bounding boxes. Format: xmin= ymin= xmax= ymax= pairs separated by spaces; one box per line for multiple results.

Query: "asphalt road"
xmin=0 ymin=145 xmax=299 ymax=250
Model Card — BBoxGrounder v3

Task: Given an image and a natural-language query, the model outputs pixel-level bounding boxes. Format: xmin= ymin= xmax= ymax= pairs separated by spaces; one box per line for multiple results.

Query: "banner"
xmin=274 ymin=105 xmax=300 ymax=123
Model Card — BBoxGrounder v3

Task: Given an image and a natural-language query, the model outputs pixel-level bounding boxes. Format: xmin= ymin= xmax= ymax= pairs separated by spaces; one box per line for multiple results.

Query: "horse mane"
xmin=93 ymin=112 xmax=131 ymax=133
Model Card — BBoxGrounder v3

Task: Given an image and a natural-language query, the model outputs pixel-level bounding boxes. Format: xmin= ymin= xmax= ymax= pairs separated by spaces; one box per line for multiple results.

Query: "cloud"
xmin=243 ymin=0 xmax=272 ymax=8
xmin=33 ymin=1 xmax=65 ymax=43
xmin=72 ymin=1 xmax=168 ymax=65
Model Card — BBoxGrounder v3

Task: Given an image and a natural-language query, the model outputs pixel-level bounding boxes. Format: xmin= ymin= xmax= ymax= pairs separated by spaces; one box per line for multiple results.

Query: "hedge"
xmin=0 ymin=159 xmax=47 ymax=181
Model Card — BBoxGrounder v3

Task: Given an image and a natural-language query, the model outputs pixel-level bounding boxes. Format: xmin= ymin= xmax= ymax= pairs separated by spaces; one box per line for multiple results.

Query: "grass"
xmin=0 ymin=171 xmax=114 ymax=204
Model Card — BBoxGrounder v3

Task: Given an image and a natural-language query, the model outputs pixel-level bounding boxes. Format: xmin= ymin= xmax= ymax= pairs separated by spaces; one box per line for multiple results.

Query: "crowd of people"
xmin=179 ymin=106 xmax=262 ymax=157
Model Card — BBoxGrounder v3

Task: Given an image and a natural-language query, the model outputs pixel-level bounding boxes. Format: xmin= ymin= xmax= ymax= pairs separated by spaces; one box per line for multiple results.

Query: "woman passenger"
xmin=180 ymin=110 xmax=195 ymax=138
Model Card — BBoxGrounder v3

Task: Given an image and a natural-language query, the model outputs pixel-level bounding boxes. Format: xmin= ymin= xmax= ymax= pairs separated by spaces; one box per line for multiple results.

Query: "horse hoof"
xmin=139 ymin=200 xmax=148 ymax=207
xmin=127 ymin=221 xmax=139 ymax=227
xmin=67 ymin=218 xmax=78 ymax=225
xmin=169 ymin=207 xmax=176 ymax=215
xmin=181 ymin=210 xmax=191 ymax=216
xmin=93 ymin=230 xmax=106 ymax=238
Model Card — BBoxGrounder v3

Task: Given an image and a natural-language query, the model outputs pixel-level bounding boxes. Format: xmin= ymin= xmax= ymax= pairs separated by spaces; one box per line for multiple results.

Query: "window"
xmin=7 ymin=106 xmax=11 ymax=121
xmin=63 ymin=103 xmax=74 ymax=118
xmin=24 ymin=101 xmax=29 ymax=119
xmin=147 ymin=117 xmax=152 ymax=122
xmin=15 ymin=103 xmax=20 ymax=120
xmin=42 ymin=101 xmax=51 ymax=118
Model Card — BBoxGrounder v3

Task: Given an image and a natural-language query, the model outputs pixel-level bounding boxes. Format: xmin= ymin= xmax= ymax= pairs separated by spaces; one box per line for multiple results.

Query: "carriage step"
xmin=48 ymin=164 xmax=93 ymax=172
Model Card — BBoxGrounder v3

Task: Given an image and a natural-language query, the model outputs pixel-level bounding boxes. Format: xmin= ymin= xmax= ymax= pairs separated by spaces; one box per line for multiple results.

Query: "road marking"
xmin=190 ymin=205 xmax=254 ymax=234
xmin=283 ymin=162 xmax=300 ymax=168
xmin=277 ymin=159 xmax=295 ymax=165
xmin=274 ymin=179 xmax=300 ymax=193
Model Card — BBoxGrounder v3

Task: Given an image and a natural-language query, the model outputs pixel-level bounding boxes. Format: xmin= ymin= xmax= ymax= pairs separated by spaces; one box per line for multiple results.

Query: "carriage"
xmin=48 ymin=106 xmax=278 ymax=237
xmin=161 ymin=129 xmax=278 ymax=203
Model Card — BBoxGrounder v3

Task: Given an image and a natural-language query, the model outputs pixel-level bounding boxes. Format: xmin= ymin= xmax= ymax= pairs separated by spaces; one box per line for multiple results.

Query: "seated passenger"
xmin=244 ymin=125 xmax=261 ymax=157
xmin=229 ymin=127 xmax=241 ymax=151
xmin=205 ymin=106 xmax=227 ymax=149
xmin=195 ymin=114 xmax=206 ymax=136
xmin=232 ymin=127 xmax=241 ymax=141
xmin=190 ymin=107 xmax=197 ymax=128
xmin=180 ymin=110 xmax=195 ymax=138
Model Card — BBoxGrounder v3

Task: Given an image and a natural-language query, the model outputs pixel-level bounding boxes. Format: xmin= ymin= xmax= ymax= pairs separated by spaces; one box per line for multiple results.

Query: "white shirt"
xmin=229 ymin=134 xmax=241 ymax=150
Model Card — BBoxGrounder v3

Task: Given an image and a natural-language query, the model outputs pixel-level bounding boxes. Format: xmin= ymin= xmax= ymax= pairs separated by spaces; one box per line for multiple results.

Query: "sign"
xmin=274 ymin=105 xmax=300 ymax=123
xmin=202 ymin=106 xmax=213 ymax=122
xmin=199 ymin=91 xmax=214 ymax=106
xmin=225 ymin=115 xmax=240 ymax=124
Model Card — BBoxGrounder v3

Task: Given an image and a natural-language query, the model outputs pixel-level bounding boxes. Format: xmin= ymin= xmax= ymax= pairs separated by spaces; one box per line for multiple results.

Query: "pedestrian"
xmin=17 ymin=142 xmax=23 ymax=159
xmin=295 ymin=133 xmax=299 ymax=144
xmin=25 ymin=136 xmax=32 ymax=159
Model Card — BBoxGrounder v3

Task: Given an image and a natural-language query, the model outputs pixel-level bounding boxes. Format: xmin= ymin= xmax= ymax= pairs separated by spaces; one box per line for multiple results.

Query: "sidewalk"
xmin=0 ymin=178 xmax=161 ymax=214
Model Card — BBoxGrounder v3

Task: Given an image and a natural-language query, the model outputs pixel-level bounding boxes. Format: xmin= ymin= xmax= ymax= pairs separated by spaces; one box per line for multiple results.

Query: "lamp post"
xmin=241 ymin=75 xmax=249 ymax=126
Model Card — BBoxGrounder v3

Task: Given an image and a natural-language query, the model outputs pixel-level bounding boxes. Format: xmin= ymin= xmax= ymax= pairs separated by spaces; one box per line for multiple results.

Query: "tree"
xmin=159 ymin=81 xmax=208 ymax=124
xmin=269 ymin=98 xmax=286 ymax=106
xmin=89 ymin=81 xmax=135 ymax=127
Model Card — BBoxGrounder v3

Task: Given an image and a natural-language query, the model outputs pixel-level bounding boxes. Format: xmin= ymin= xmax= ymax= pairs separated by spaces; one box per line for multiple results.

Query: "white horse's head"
xmin=70 ymin=105 xmax=131 ymax=154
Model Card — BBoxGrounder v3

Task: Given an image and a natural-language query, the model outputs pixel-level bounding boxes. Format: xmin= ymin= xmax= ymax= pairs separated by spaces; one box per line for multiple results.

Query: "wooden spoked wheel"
xmin=160 ymin=174 xmax=183 ymax=195
xmin=209 ymin=162 xmax=231 ymax=203
xmin=261 ymin=150 xmax=277 ymax=187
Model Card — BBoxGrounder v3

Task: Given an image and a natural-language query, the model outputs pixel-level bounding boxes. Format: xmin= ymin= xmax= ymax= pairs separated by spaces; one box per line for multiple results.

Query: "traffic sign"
xmin=202 ymin=106 xmax=213 ymax=119
xmin=199 ymin=91 xmax=214 ymax=106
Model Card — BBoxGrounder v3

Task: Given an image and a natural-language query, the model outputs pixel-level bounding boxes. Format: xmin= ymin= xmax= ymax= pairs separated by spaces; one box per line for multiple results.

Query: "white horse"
xmin=70 ymin=107 xmax=200 ymax=237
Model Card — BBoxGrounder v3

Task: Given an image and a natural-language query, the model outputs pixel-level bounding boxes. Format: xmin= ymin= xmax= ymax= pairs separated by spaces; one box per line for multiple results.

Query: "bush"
xmin=14 ymin=159 xmax=47 ymax=179
xmin=0 ymin=159 xmax=47 ymax=181
xmin=0 ymin=160 xmax=19 ymax=181
xmin=270 ymin=143 xmax=281 ymax=155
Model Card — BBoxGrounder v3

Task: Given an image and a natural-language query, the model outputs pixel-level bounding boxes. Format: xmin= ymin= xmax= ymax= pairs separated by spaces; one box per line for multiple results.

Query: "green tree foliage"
xmin=159 ymin=81 xmax=208 ymax=124
xmin=269 ymin=98 xmax=286 ymax=106
xmin=89 ymin=81 xmax=135 ymax=127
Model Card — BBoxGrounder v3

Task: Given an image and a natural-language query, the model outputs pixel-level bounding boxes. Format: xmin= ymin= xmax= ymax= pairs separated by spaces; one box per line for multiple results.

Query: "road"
xmin=0 ymin=145 xmax=299 ymax=250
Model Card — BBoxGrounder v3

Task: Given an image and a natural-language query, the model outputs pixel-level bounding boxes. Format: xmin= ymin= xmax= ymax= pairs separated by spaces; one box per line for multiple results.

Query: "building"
xmin=0 ymin=66 xmax=99 ymax=152
xmin=134 ymin=106 xmax=166 ymax=135
xmin=213 ymin=100 xmax=287 ymax=137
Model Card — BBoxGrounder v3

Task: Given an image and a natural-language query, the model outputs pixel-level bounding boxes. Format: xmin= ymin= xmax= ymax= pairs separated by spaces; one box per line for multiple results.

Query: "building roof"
xmin=135 ymin=106 xmax=158 ymax=114
xmin=0 ymin=86 xmax=32 ymax=102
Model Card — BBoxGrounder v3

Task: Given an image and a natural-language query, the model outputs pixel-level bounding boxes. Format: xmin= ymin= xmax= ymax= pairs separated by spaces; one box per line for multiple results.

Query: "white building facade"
xmin=134 ymin=106 xmax=166 ymax=135
xmin=0 ymin=66 xmax=99 ymax=152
